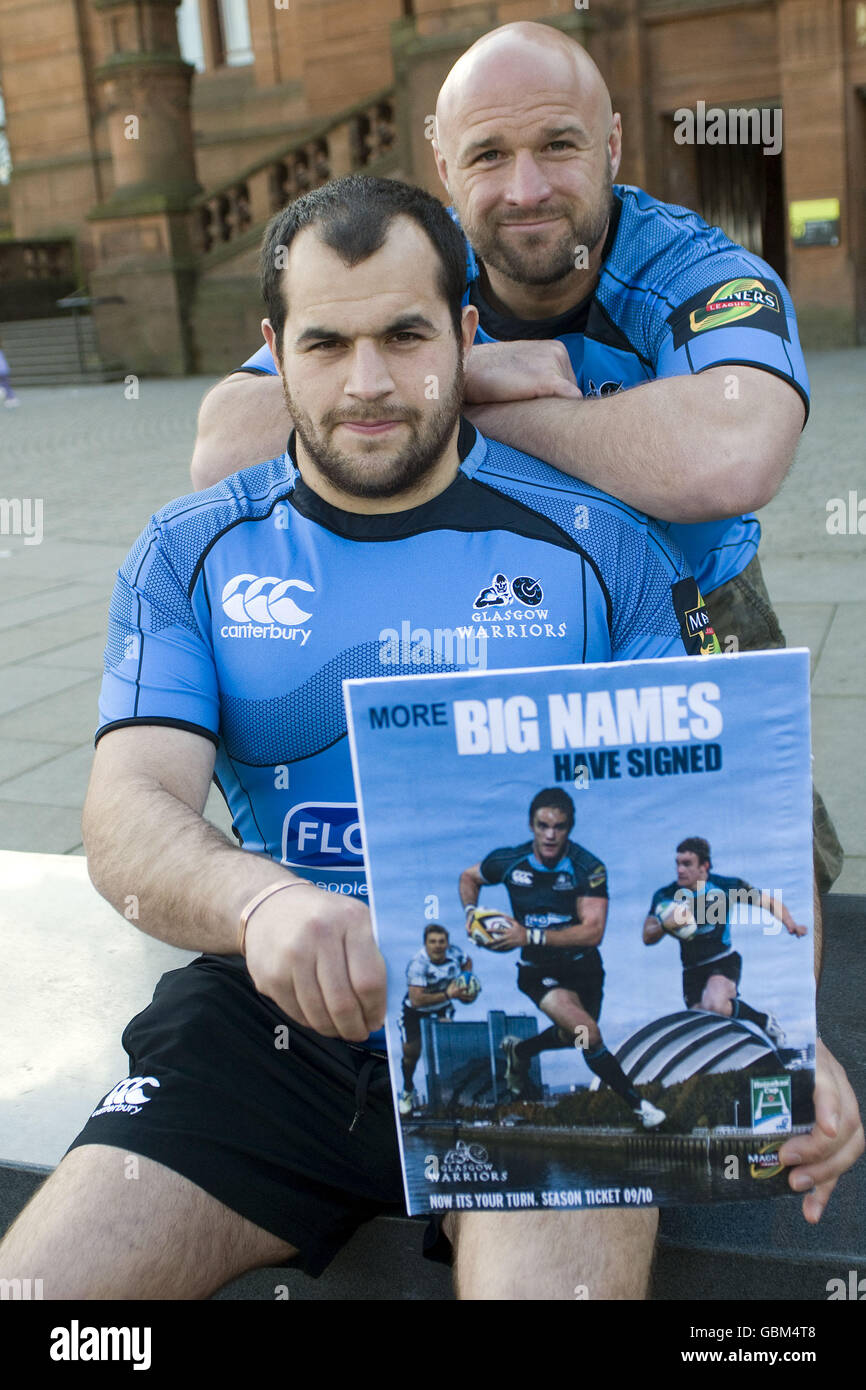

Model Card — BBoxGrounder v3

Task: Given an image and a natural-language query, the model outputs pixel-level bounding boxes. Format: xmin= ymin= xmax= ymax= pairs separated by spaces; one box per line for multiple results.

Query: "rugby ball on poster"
xmin=466 ymin=908 xmax=516 ymax=951
xmin=455 ymin=970 xmax=482 ymax=1003
xmin=656 ymin=898 xmax=698 ymax=941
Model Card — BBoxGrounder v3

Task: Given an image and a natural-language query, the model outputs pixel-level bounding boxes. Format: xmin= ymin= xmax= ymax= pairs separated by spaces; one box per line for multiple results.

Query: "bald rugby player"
xmin=191 ymin=22 xmax=841 ymax=892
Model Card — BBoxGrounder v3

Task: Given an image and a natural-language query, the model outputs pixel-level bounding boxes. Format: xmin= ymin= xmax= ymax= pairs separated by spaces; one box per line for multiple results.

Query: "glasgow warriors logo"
xmin=474 ymin=573 xmax=543 ymax=608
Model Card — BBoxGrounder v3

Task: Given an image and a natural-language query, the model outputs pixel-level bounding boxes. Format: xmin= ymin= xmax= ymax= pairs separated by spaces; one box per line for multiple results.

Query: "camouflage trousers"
xmin=706 ymin=553 xmax=844 ymax=895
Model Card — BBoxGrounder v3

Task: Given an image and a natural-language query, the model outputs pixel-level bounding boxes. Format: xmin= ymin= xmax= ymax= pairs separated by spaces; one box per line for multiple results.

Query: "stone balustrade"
xmin=194 ymin=90 xmax=398 ymax=259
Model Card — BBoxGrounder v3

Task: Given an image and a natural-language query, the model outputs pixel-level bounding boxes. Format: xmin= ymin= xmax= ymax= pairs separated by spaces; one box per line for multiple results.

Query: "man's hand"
xmin=243 ymin=881 xmax=386 ymax=1041
xmin=786 ymin=921 xmax=809 ymax=937
xmin=446 ymin=978 xmax=473 ymax=1003
xmin=491 ymin=917 xmax=527 ymax=951
xmin=778 ymin=1039 xmax=864 ymax=1222
xmin=464 ymin=340 xmax=583 ymax=405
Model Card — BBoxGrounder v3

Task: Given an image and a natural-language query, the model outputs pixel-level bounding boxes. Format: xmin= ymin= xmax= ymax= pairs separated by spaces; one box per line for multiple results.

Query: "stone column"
xmin=87 ymin=0 xmax=202 ymax=375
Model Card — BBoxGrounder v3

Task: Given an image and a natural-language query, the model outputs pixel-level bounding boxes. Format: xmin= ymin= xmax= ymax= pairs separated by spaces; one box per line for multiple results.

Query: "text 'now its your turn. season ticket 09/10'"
xmin=345 ymin=650 xmax=815 ymax=1218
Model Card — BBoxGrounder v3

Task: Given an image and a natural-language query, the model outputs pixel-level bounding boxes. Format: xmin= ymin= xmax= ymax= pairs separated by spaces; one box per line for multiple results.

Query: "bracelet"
xmin=238 ymin=880 xmax=306 ymax=956
xmin=526 ymin=927 xmax=547 ymax=947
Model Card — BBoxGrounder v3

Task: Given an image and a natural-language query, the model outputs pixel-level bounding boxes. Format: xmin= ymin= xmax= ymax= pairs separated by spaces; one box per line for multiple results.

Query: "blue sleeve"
xmin=651 ymin=255 xmax=809 ymax=418
xmin=235 ymin=344 xmax=278 ymax=376
xmin=609 ymin=522 xmax=721 ymax=662
xmin=95 ymin=519 xmax=221 ymax=746
xmin=479 ymin=847 xmax=510 ymax=884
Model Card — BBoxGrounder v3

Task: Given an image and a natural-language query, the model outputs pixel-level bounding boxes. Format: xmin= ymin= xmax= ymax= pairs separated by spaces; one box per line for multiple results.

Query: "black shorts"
xmin=399 ymin=1002 xmax=453 ymax=1047
xmin=517 ymin=948 xmax=604 ymax=1018
xmin=67 ymin=954 xmax=447 ymax=1278
xmin=682 ymin=951 xmax=742 ymax=1008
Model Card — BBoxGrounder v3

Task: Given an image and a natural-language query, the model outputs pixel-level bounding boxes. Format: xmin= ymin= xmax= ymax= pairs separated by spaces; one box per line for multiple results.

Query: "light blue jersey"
xmin=97 ymin=422 xmax=715 ymax=1045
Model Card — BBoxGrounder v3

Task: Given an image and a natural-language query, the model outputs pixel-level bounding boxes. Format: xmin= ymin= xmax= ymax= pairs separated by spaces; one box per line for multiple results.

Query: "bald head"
xmin=432 ymin=22 xmax=621 ymax=310
xmin=436 ymin=22 xmax=613 ymax=162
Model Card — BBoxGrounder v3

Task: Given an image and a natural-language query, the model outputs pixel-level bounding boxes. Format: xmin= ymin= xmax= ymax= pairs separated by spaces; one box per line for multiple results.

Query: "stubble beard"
xmin=462 ymin=162 xmax=614 ymax=289
xmin=282 ymin=356 xmax=465 ymax=501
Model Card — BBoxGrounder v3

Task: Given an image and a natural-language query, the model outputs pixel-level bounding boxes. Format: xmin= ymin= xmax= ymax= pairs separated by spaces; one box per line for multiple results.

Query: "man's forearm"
xmin=191 ymin=373 xmax=291 ymax=491
xmin=467 ymin=369 xmax=796 ymax=524
xmin=84 ymin=776 xmax=299 ymax=954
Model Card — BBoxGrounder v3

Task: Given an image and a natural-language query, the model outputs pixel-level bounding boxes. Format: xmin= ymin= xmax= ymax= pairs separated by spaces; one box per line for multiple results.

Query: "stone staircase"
xmin=0 ymin=316 xmax=124 ymax=387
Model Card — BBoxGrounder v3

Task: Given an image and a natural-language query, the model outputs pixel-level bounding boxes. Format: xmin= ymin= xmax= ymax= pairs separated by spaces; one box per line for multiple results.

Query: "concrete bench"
xmin=1 ymin=849 xmax=863 ymax=1300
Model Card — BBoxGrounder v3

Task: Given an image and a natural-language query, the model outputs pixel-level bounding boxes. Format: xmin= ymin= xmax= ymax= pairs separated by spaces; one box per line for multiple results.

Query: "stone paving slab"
xmin=760 ymin=553 xmax=866 ymax=605
xmin=28 ymin=633 xmax=109 ymax=672
xmin=812 ymin=696 xmax=866 ymax=860
xmin=0 ymin=737 xmax=72 ymax=782
xmin=0 ymin=743 xmax=96 ymax=810
xmin=772 ymin=603 xmax=835 ymax=675
xmin=0 ymin=802 xmax=85 ymax=855
xmin=0 ymin=675 xmax=102 ymax=744
xmin=811 ymin=606 xmax=866 ymax=698
xmin=0 ymin=580 xmax=110 ymax=632
xmin=0 ymin=663 xmax=94 ymax=718
xmin=0 ymin=606 xmax=109 ymax=669
xmin=836 ymin=859 xmax=866 ymax=896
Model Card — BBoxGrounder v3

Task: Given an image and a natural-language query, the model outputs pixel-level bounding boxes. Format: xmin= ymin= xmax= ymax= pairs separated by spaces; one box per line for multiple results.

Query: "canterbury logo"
xmin=221 ymin=574 xmax=314 ymax=627
xmin=92 ymin=1076 xmax=159 ymax=1116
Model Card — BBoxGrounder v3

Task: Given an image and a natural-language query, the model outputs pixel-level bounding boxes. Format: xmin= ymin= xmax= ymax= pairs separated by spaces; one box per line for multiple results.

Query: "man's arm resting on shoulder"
xmin=81 ymin=724 xmax=384 ymax=1039
xmin=190 ymin=372 xmax=292 ymax=492
xmin=465 ymin=365 xmax=805 ymax=524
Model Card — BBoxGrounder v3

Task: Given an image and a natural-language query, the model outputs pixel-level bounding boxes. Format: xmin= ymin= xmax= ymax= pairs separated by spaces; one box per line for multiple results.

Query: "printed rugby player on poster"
xmin=344 ymin=650 xmax=816 ymax=1217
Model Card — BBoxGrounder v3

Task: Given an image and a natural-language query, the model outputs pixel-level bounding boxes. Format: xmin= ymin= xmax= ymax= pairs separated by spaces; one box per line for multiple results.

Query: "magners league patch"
xmin=671 ymin=577 xmax=720 ymax=656
xmin=668 ymin=277 xmax=789 ymax=349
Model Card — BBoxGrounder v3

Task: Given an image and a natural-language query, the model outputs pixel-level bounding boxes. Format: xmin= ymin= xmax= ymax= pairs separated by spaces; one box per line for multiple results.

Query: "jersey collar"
xmin=528 ymin=851 xmax=570 ymax=873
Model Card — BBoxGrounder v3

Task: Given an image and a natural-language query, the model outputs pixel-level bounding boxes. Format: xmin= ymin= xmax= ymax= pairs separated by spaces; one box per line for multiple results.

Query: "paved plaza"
xmin=0 ymin=352 xmax=864 ymax=889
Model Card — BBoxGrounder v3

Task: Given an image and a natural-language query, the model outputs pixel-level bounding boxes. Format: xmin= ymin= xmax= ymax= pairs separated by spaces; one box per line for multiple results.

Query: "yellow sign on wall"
xmin=789 ymin=199 xmax=841 ymax=246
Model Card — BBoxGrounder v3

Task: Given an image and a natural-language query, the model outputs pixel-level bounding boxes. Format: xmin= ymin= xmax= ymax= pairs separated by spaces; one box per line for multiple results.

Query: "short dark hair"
xmin=424 ymin=923 xmax=449 ymax=942
xmin=260 ymin=174 xmax=468 ymax=357
xmin=677 ymin=836 xmax=712 ymax=868
xmin=529 ymin=788 xmax=575 ymax=832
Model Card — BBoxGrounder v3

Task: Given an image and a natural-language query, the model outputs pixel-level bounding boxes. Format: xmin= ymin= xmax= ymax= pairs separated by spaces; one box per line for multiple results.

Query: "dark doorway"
xmin=663 ymin=109 xmax=787 ymax=280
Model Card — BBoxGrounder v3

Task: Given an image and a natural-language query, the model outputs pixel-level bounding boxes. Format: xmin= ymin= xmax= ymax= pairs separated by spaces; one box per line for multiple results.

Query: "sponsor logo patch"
xmin=668 ymin=277 xmax=788 ymax=349
xmin=748 ymin=1141 xmax=786 ymax=1179
xmin=671 ymin=577 xmax=720 ymax=655
xmin=281 ymin=801 xmax=363 ymax=869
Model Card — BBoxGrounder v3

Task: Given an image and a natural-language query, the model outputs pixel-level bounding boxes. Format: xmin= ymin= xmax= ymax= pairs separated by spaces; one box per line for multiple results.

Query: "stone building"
xmin=0 ymin=0 xmax=863 ymax=376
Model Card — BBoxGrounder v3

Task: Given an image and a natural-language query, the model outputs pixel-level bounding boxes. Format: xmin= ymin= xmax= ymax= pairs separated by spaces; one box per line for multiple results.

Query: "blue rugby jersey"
xmin=97 ymin=421 xmax=717 ymax=1046
xmin=237 ymin=185 xmax=808 ymax=594
xmin=649 ymin=871 xmax=754 ymax=970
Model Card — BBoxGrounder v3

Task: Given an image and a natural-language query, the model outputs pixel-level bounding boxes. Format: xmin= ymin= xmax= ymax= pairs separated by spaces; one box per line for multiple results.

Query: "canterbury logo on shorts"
xmin=90 ymin=1075 xmax=160 ymax=1118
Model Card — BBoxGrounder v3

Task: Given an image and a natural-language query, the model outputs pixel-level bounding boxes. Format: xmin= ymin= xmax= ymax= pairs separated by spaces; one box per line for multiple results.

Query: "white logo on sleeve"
xmin=91 ymin=1075 xmax=160 ymax=1118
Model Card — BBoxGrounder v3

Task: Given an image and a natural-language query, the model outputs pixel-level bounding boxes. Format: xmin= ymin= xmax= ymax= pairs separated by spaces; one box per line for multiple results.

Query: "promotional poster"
xmin=345 ymin=650 xmax=816 ymax=1217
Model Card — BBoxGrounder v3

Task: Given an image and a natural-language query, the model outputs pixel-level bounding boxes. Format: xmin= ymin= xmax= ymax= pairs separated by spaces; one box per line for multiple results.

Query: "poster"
xmin=345 ymin=650 xmax=816 ymax=1216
